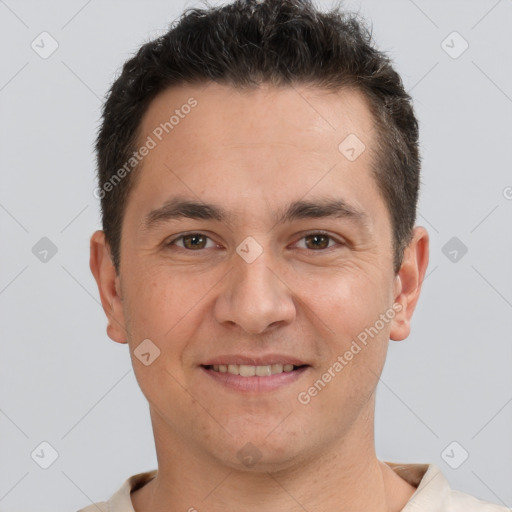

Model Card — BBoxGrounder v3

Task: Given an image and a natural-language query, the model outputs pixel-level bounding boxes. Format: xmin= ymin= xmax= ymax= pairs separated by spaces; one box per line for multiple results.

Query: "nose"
xmin=213 ymin=248 xmax=297 ymax=334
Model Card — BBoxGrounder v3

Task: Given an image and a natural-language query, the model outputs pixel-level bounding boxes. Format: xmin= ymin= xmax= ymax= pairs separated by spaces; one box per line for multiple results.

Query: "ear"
xmin=389 ymin=226 xmax=429 ymax=341
xmin=89 ymin=230 xmax=128 ymax=344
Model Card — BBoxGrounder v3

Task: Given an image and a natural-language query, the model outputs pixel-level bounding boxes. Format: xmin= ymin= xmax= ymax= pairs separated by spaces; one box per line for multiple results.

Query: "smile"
xmin=200 ymin=364 xmax=310 ymax=393
xmin=204 ymin=363 xmax=304 ymax=376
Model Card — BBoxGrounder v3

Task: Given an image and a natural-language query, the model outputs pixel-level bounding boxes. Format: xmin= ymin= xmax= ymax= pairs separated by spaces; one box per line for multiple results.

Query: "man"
xmin=83 ymin=0 xmax=508 ymax=510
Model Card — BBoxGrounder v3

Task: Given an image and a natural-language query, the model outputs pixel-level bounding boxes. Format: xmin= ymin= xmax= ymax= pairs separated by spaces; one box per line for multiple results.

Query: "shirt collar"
xmin=385 ymin=462 xmax=450 ymax=510
xmin=108 ymin=463 xmax=447 ymax=511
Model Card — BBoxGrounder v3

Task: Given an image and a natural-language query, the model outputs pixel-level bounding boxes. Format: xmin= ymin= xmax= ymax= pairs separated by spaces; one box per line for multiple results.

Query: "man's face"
xmin=93 ymin=83 xmax=425 ymax=470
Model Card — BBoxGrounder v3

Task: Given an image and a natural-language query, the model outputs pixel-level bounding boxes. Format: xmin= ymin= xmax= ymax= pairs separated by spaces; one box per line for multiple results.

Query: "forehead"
xmin=128 ymin=82 xmax=385 ymax=229
xmin=138 ymin=82 xmax=377 ymax=161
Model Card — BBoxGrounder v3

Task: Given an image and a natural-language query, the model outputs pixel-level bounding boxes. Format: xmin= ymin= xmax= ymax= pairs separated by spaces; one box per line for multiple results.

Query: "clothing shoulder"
xmin=75 ymin=469 xmax=157 ymax=512
xmin=389 ymin=462 xmax=509 ymax=512
xmin=448 ymin=489 xmax=510 ymax=512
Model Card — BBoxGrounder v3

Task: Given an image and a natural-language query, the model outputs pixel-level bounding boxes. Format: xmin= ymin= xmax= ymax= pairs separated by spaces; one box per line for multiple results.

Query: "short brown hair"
xmin=95 ymin=0 xmax=420 ymax=274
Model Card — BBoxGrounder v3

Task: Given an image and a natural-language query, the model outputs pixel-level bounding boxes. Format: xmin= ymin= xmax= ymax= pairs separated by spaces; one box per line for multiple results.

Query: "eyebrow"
xmin=141 ymin=195 xmax=369 ymax=231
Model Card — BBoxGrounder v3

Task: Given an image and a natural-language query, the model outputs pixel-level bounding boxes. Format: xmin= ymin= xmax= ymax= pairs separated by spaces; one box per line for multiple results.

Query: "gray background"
xmin=0 ymin=0 xmax=511 ymax=510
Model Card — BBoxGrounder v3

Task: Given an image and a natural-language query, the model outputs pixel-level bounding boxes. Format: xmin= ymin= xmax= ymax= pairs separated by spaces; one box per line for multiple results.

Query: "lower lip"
xmin=200 ymin=366 xmax=310 ymax=392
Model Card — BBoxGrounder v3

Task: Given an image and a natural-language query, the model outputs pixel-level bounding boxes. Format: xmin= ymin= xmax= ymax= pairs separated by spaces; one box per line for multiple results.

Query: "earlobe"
xmin=89 ymin=230 xmax=128 ymax=344
xmin=389 ymin=226 xmax=429 ymax=342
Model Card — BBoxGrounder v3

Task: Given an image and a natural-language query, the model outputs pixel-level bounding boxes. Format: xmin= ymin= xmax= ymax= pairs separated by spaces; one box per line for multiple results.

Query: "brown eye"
xmin=298 ymin=233 xmax=340 ymax=251
xmin=169 ymin=233 xmax=215 ymax=250
xmin=182 ymin=234 xmax=207 ymax=249
xmin=304 ymin=234 xmax=330 ymax=250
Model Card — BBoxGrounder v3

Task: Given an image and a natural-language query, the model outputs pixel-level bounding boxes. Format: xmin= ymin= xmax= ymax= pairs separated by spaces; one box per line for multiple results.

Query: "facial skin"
xmin=90 ymin=82 xmax=429 ymax=512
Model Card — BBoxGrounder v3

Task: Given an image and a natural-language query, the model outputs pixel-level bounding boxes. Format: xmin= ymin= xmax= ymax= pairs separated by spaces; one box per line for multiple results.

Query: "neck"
xmin=131 ymin=407 xmax=416 ymax=512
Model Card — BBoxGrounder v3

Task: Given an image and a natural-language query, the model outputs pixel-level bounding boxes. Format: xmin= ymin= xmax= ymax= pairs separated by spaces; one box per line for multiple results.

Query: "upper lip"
xmin=201 ymin=354 xmax=309 ymax=366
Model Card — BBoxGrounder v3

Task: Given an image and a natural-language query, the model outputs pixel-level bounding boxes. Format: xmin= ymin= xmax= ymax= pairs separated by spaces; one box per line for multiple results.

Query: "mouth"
xmin=202 ymin=363 xmax=308 ymax=377
xmin=199 ymin=363 xmax=310 ymax=393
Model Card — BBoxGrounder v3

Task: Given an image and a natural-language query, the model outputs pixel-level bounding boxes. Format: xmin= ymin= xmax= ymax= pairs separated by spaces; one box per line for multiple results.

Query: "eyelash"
xmin=166 ymin=231 xmax=345 ymax=253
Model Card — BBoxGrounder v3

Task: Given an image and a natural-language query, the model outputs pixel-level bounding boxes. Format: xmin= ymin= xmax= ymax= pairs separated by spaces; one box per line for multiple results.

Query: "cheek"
xmin=123 ymin=268 xmax=203 ymax=416
xmin=122 ymin=270 xmax=189 ymax=387
xmin=124 ymin=263 xmax=205 ymax=337
xmin=303 ymin=267 xmax=392 ymax=397
xmin=307 ymin=266 xmax=392 ymax=341
xmin=123 ymin=263 xmax=222 ymax=384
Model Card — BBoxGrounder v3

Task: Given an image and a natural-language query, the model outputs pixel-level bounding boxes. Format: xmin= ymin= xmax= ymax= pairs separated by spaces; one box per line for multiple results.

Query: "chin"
xmin=209 ymin=433 xmax=307 ymax=473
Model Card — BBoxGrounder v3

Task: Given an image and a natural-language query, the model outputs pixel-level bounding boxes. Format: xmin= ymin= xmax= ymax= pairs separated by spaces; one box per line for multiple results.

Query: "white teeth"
xmin=256 ymin=365 xmax=271 ymax=376
xmin=271 ymin=364 xmax=283 ymax=374
xmin=209 ymin=363 xmax=299 ymax=376
xmin=239 ymin=365 xmax=256 ymax=377
xmin=228 ymin=364 xmax=239 ymax=375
